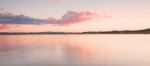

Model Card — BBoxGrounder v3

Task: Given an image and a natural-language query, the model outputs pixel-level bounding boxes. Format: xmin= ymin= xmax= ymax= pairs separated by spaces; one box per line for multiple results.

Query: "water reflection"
xmin=0 ymin=35 xmax=103 ymax=66
xmin=0 ymin=35 xmax=149 ymax=66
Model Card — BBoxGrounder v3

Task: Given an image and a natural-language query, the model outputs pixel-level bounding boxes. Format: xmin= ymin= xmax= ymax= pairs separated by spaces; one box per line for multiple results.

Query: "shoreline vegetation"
xmin=0 ymin=28 xmax=150 ymax=35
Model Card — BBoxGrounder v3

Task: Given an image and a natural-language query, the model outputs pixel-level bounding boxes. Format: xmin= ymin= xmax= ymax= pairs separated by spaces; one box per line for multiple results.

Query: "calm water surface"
xmin=0 ymin=35 xmax=150 ymax=66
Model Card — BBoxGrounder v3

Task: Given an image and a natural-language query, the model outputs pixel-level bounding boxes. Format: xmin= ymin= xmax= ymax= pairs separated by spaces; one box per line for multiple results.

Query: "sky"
xmin=0 ymin=0 xmax=150 ymax=32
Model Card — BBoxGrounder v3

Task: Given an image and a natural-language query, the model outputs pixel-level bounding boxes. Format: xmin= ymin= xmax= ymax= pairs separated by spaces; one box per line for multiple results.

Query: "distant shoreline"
xmin=0 ymin=28 xmax=149 ymax=35
xmin=0 ymin=31 xmax=149 ymax=35
xmin=0 ymin=32 xmax=149 ymax=35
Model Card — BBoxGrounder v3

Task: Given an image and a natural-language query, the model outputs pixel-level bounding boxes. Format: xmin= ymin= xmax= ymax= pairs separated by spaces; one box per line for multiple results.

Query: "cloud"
xmin=0 ymin=13 xmax=47 ymax=24
xmin=47 ymin=11 xmax=98 ymax=25
xmin=0 ymin=11 xmax=99 ymax=25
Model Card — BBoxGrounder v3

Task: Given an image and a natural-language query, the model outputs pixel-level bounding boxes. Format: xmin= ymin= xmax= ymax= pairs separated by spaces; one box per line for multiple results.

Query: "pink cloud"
xmin=47 ymin=11 xmax=99 ymax=25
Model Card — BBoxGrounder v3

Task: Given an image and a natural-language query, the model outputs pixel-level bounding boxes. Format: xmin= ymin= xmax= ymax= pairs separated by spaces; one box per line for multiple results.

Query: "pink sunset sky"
xmin=0 ymin=0 xmax=150 ymax=32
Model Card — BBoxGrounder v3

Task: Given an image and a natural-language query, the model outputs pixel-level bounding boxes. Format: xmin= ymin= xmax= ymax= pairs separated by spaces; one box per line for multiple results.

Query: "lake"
xmin=0 ymin=35 xmax=150 ymax=66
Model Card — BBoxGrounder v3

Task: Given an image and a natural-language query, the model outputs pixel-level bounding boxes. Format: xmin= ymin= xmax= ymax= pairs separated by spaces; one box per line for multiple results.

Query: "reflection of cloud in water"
xmin=0 ymin=35 xmax=104 ymax=66
xmin=0 ymin=36 xmax=13 ymax=51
